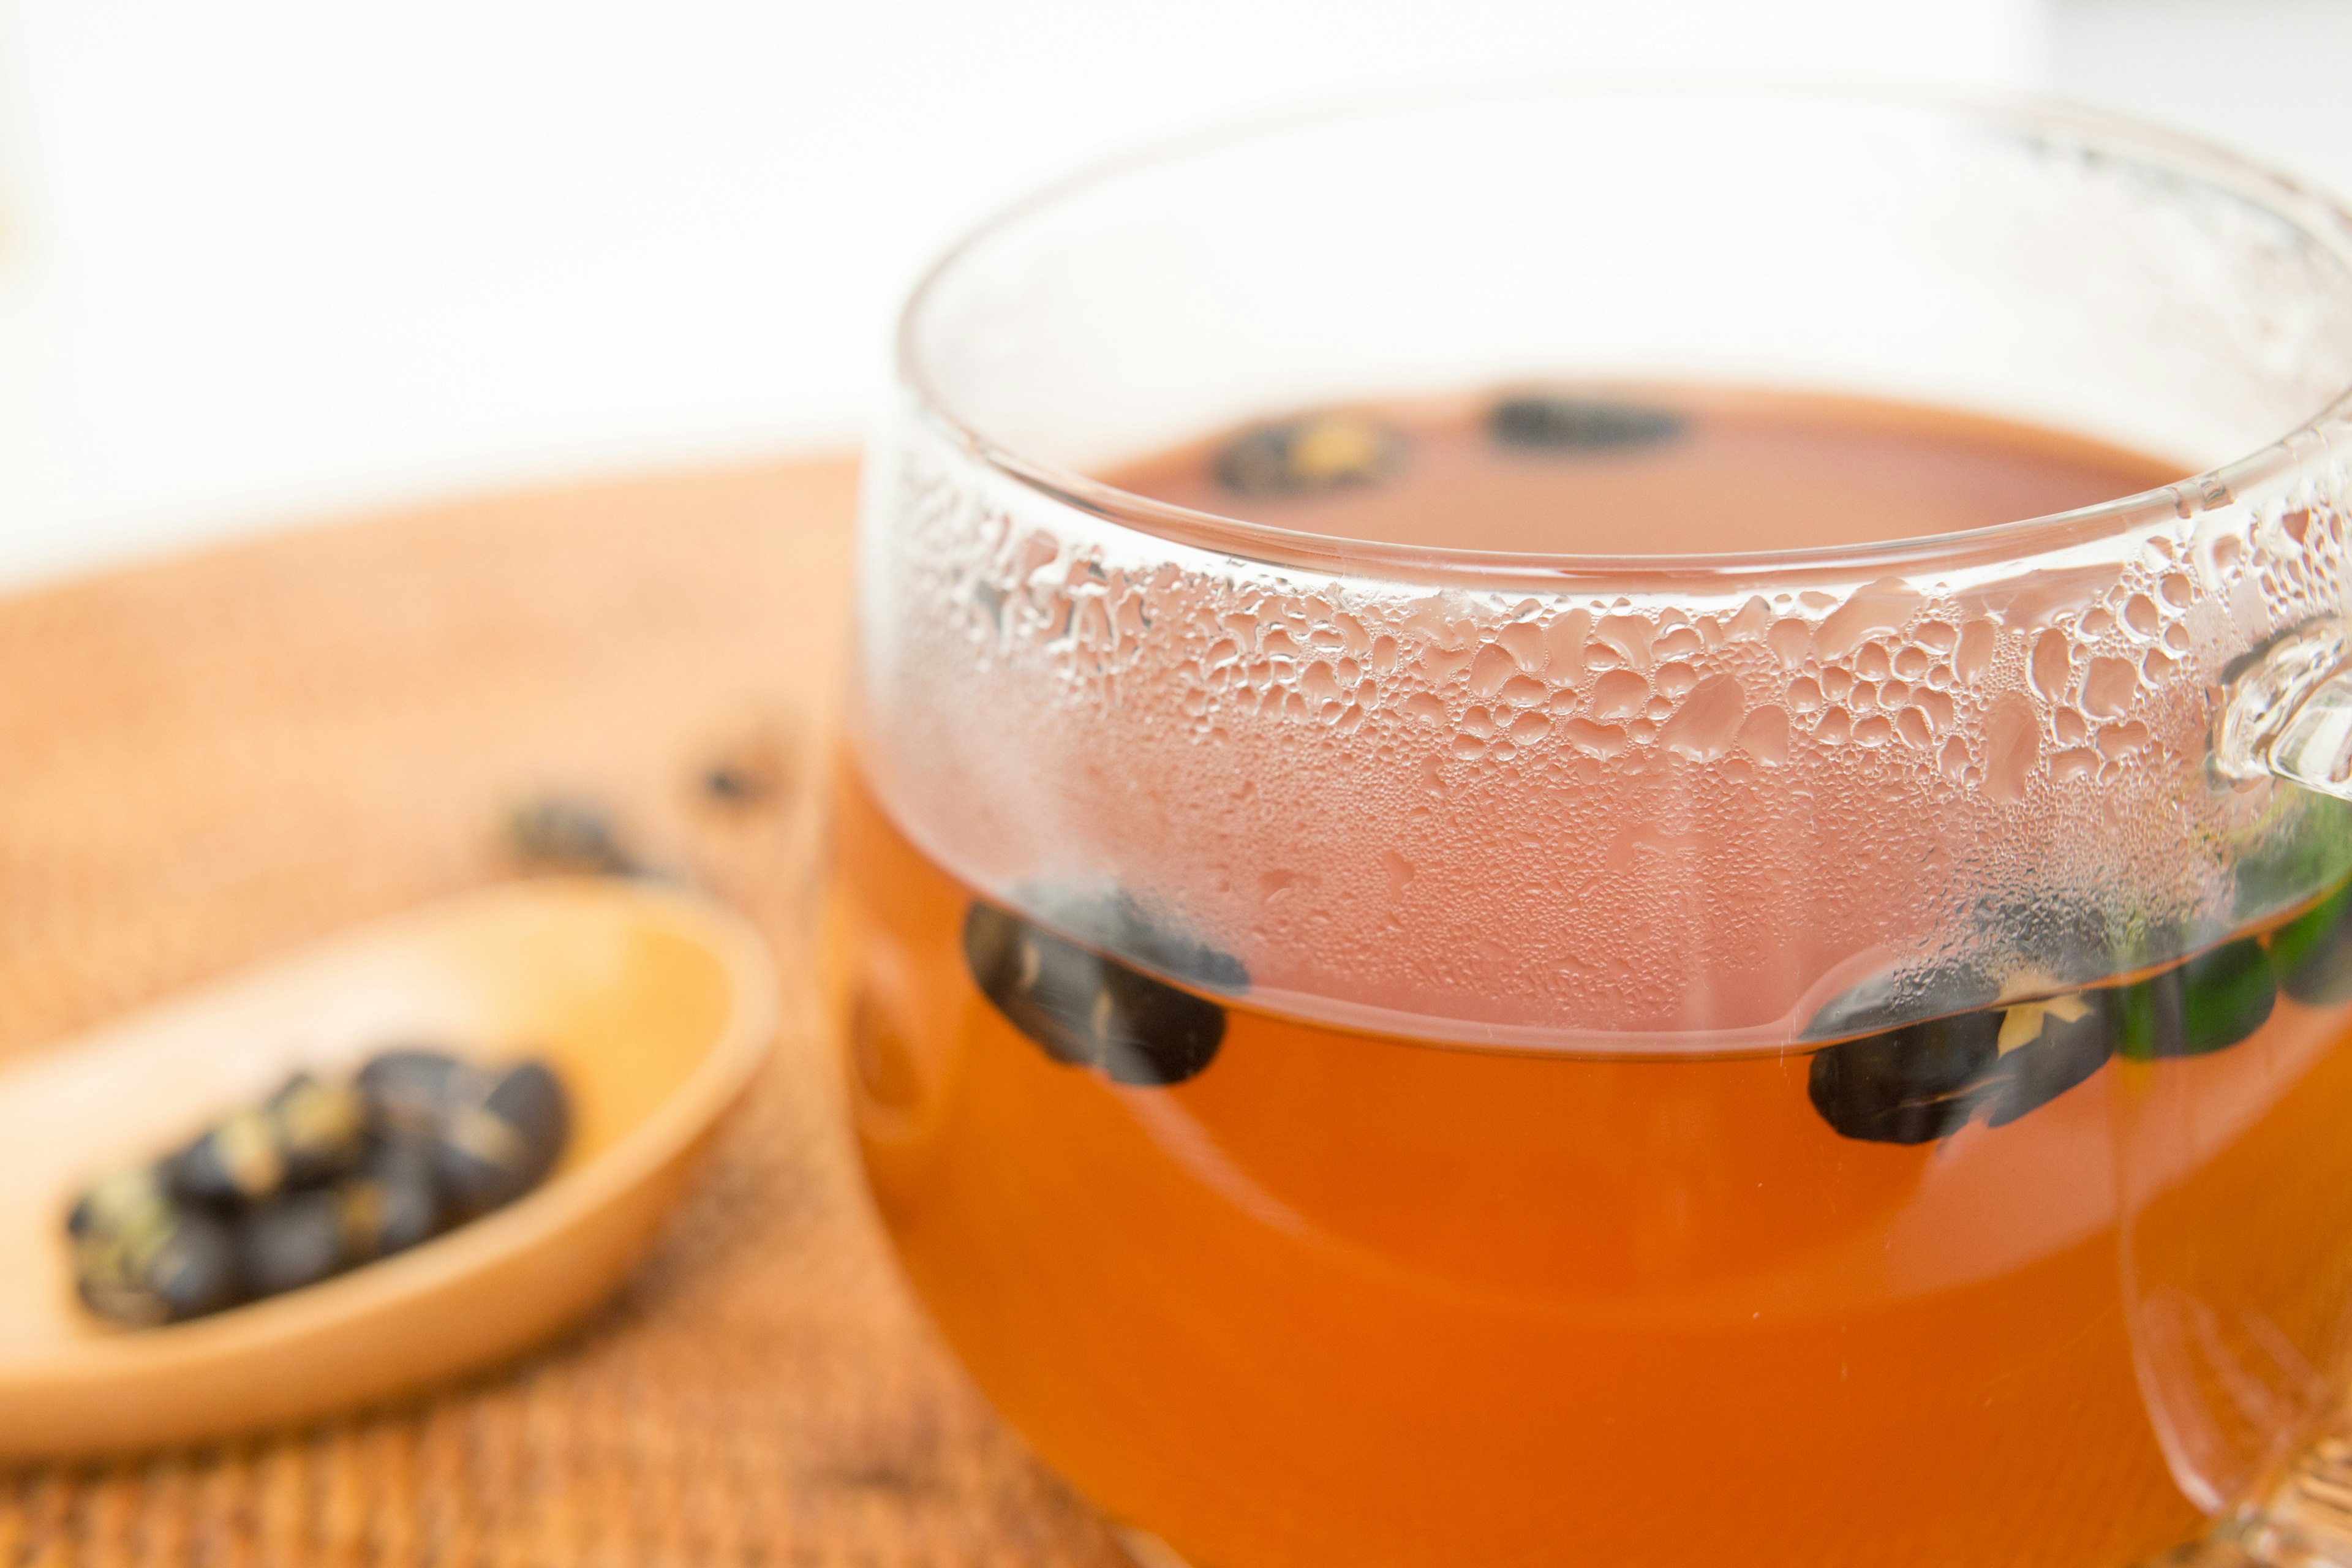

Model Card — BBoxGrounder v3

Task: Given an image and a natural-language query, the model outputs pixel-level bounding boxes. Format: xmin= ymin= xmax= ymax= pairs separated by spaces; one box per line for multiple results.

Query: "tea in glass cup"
xmin=833 ymin=89 xmax=2352 ymax=1567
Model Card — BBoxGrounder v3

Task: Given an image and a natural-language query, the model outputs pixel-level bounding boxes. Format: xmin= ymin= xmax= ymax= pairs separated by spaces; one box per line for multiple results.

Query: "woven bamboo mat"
xmin=0 ymin=459 xmax=1128 ymax=1568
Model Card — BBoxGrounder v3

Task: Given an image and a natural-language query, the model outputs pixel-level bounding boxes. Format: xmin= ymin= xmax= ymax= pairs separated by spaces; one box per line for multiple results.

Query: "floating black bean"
xmin=1807 ymin=1011 xmax=2001 ymax=1145
xmin=2271 ymin=883 xmax=2352 ymax=1007
xmin=962 ymin=902 xmax=1229 ymax=1087
xmin=1215 ymin=413 xmax=1400 ymax=498
xmin=1488 ymin=394 xmax=1684 ymax=453
xmin=1976 ymin=990 xmax=2115 ymax=1127
xmin=2116 ymin=938 xmax=2276 ymax=1059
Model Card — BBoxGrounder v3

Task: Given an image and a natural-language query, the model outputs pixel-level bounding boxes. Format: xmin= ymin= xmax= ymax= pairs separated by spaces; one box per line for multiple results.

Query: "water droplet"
xmin=2081 ymin=656 xmax=2137 ymax=719
xmin=1594 ymin=614 xmax=1654 ymax=674
xmin=2030 ymin=629 xmax=2073 ymax=701
xmin=2098 ymin=720 xmax=2151 ymax=759
xmin=1591 ymin=669 xmax=1649 ymax=722
xmin=1543 ymin=609 xmax=1591 ymax=684
xmin=1468 ymin=643 xmax=1520 ymax=698
xmin=1736 ymin=704 xmax=1790 ymax=766
xmin=1986 ymin=693 xmax=2039 ymax=802
xmin=1658 ymin=674 xmax=1746 ymax=761
xmin=1767 ymin=619 xmax=1812 ymax=668
xmin=1815 ymin=579 xmax=1924 ymax=659
xmin=1955 ymin=619 xmax=1999 ymax=685
xmin=1558 ymin=718 xmax=1626 ymax=756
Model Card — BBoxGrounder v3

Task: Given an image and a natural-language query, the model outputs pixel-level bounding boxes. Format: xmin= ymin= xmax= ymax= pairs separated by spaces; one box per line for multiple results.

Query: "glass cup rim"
xmin=894 ymin=78 xmax=2352 ymax=589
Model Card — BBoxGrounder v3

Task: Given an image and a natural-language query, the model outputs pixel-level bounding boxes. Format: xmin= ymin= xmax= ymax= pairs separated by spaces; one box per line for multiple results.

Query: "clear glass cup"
xmin=831 ymin=85 xmax=2352 ymax=1567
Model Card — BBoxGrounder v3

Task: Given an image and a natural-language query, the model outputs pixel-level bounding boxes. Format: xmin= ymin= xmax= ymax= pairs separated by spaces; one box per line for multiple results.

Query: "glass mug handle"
xmin=2215 ymin=619 xmax=2352 ymax=801
xmin=2144 ymin=625 xmax=2352 ymax=1567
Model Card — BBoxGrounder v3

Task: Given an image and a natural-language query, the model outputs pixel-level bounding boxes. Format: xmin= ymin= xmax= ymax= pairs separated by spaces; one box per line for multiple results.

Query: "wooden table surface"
xmin=0 ymin=458 xmax=1129 ymax=1567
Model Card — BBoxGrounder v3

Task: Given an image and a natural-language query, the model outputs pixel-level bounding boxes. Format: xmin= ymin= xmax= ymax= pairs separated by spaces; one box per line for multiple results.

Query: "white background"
xmin=0 ymin=0 xmax=2345 ymax=586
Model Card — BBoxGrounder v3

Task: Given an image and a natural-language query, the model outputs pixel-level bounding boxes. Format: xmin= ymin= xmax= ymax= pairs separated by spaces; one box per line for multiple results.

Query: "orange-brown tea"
xmin=834 ymin=391 xmax=2352 ymax=1568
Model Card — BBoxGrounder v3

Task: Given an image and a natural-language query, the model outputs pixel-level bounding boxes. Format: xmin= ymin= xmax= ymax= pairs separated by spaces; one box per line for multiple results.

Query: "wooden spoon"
xmin=0 ymin=877 xmax=777 ymax=1460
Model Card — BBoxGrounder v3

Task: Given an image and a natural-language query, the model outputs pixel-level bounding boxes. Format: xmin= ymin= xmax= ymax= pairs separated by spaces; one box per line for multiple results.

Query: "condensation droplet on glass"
xmin=1592 ymin=669 xmax=1650 ymax=722
xmin=1814 ymin=579 xmax=1925 ymax=660
xmin=1658 ymin=674 xmax=1746 ymax=761
xmin=1736 ymin=704 xmax=1791 ymax=766
xmin=1955 ymin=619 xmax=2000 ymax=685
xmin=1985 ymin=692 xmax=2040 ymax=802
xmin=2030 ymin=628 xmax=2073 ymax=701
xmin=2081 ymin=656 xmax=2137 ymax=719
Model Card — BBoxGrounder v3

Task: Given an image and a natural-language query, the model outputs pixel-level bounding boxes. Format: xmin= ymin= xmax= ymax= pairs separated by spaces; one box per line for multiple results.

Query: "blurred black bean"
xmin=2272 ymin=882 xmax=2352 ymax=1007
xmin=70 ymin=1167 xmax=244 ymax=1326
xmin=505 ymin=796 xmax=641 ymax=876
xmin=962 ymin=902 xmax=1227 ymax=1087
xmin=433 ymin=1061 xmax=571 ymax=1218
xmin=1215 ymin=413 xmax=1400 ymax=497
xmin=165 ymin=1073 xmax=366 ymax=1205
xmin=1488 ymin=394 xmax=1683 ymax=452
xmin=339 ymin=1136 xmax=443 ymax=1261
xmin=356 ymin=1048 xmax=467 ymax=1139
xmin=2117 ymin=938 xmax=2276 ymax=1058
xmin=239 ymin=1189 xmax=349 ymax=1296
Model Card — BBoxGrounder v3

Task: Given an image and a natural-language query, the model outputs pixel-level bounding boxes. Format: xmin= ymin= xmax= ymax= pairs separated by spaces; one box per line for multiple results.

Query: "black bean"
xmin=356 ymin=1048 xmax=467 ymax=1139
xmin=432 ymin=1061 xmax=571 ymax=1218
xmin=1977 ymin=990 xmax=2114 ymax=1126
xmin=2271 ymin=882 xmax=2352 ymax=1007
xmin=1488 ymin=395 xmax=1683 ymax=453
xmin=2116 ymin=938 xmax=2276 ymax=1058
xmin=164 ymin=1073 xmax=366 ymax=1205
xmin=1807 ymin=1010 xmax=2002 ymax=1144
xmin=339 ymin=1137 xmax=443 ymax=1261
xmin=963 ymin=902 xmax=1227 ymax=1087
xmin=505 ymin=797 xmax=641 ymax=876
xmin=70 ymin=1167 xmax=247 ymax=1325
xmin=239 ymin=1190 xmax=349 ymax=1296
xmin=141 ymin=1210 xmax=243 ymax=1320
xmin=1215 ymin=413 xmax=1400 ymax=498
